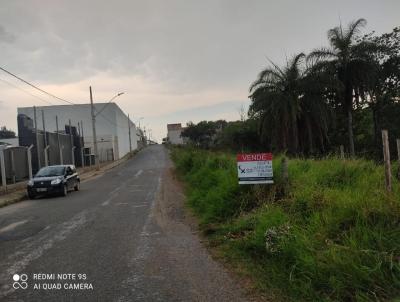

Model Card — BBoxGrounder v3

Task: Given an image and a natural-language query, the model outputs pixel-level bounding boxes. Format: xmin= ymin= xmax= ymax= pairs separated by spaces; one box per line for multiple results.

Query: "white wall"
xmin=18 ymin=103 xmax=137 ymax=160
xmin=168 ymin=129 xmax=184 ymax=145
xmin=84 ymin=134 xmax=118 ymax=161
xmin=114 ymin=105 xmax=137 ymax=158
xmin=18 ymin=104 xmax=123 ymax=136
xmin=136 ymin=128 xmax=144 ymax=145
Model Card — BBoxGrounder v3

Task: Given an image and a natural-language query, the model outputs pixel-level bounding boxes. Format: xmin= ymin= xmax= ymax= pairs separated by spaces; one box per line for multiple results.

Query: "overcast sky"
xmin=0 ymin=0 xmax=399 ymax=141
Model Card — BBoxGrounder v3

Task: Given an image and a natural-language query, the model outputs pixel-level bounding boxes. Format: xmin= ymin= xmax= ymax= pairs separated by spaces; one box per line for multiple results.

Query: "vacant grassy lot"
xmin=171 ymin=147 xmax=400 ymax=301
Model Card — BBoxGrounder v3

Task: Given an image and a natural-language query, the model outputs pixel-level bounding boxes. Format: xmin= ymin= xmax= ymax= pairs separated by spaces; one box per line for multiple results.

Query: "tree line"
xmin=0 ymin=126 xmax=16 ymax=139
xmin=181 ymin=19 xmax=400 ymax=159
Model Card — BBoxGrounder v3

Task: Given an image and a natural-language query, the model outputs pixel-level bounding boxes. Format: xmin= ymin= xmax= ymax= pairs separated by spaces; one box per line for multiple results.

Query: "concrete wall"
xmin=18 ymin=103 xmax=137 ymax=160
xmin=17 ymin=114 xmax=82 ymax=172
xmin=168 ymin=129 xmax=184 ymax=145
xmin=84 ymin=134 xmax=117 ymax=162
xmin=18 ymin=104 xmax=117 ymax=139
xmin=3 ymin=147 xmax=29 ymax=182
xmin=115 ymin=105 xmax=137 ymax=158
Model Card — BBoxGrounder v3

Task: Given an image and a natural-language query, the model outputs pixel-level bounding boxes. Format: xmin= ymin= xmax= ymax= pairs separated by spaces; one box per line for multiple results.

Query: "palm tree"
xmin=249 ymin=53 xmax=305 ymax=154
xmin=249 ymin=53 xmax=335 ymax=155
xmin=299 ymin=63 xmax=335 ymax=154
xmin=308 ymin=18 xmax=378 ymax=157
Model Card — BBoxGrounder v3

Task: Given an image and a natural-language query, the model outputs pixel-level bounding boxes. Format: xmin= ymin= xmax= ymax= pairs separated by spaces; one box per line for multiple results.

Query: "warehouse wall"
xmin=18 ymin=104 xmax=118 ymax=139
xmin=18 ymin=103 xmax=137 ymax=160
xmin=115 ymin=105 xmax=137 ymax=158
xmin=18 ymin=114 xmax=82 ymax=173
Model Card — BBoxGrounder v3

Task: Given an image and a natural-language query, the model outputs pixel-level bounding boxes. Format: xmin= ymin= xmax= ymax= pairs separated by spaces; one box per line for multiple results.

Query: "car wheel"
xmin=28 ymin=192 xmax=36 ymax=199
xmin=74 ymin=181 xmax=80 ymax=191
xmin=61 ymin=184 xmax=68 ymax=197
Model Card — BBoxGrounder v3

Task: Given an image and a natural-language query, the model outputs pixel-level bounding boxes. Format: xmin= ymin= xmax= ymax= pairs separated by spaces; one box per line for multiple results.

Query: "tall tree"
xmin=181 ymin=121 xmax=220 ymax=148
xmin=0 ymin=126 xmax=16 ymax=139
xmin=308 ymin=18 xmax=378 ymax=157
xmin=362 ymin=27 xmax=400 ymax=150
xmin=249 ymin=53 xmax=305 ymax=154
xmin=299 ymin=63 xmax=335 ymax=154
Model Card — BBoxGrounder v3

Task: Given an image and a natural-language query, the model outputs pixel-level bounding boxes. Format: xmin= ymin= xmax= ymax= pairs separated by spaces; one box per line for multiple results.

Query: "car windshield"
xmin=35 ymin=166 xmax=65 ymax=177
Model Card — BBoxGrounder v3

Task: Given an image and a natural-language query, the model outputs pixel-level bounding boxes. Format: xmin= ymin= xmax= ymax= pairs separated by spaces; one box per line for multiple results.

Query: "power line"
xmin=0 ymin=66 xmax=136 ymax=131
xmin=0 ymin=77 xmax=54 ymax=106
xmin=0 ymin=66 xmax=76 ymax=105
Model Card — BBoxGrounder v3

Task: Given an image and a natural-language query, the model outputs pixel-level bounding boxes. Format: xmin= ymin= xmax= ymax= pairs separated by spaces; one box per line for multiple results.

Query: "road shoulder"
xmin=153 ymin=159 xmax=263 ymax=301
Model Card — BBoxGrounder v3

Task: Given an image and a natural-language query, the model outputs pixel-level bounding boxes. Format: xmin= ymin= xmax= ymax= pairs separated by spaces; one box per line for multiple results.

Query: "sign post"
xmin=237 ymin=153 xmax=273 ymax=184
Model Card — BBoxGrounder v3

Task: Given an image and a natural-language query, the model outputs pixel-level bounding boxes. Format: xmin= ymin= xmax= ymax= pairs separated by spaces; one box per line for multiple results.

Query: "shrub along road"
xmin=0 ymin=145 xmax=247 ymax=301
xmin=171 ymin=148 xmax=400 ymax=301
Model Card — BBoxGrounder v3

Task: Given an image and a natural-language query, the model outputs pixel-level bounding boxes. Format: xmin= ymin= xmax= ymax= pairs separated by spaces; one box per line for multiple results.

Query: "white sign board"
xmin=237 ymin=153 xmax=273 ymax=184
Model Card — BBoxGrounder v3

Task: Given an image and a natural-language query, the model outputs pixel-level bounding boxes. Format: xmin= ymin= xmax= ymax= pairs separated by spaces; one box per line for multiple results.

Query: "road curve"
xmin=0 ymin=145 xmax=247 ymax=302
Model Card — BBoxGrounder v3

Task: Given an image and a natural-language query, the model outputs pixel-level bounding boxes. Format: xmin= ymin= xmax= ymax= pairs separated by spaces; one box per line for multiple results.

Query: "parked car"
xmin=27 ymin=165 xmax=80 ymax=199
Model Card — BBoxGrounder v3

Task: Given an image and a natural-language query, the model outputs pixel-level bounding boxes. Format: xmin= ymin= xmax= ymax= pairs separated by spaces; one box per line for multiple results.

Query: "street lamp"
xmin=127 ymin=115 xmax=144 ymax=153
xmin=95 ymin=92 xmax=125 ymax=117
xmin=90 ymin=87 xmax=125 ymax=170
xmin=135 ymin=117 xmax=144 ymax=129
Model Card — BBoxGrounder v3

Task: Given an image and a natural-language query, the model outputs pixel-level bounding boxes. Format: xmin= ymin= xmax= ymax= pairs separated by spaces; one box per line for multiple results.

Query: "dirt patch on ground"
xmin=153 ymin=156 xmax=271 ymax=302
xmin=154 ymin=166 xmax=198 ymax=232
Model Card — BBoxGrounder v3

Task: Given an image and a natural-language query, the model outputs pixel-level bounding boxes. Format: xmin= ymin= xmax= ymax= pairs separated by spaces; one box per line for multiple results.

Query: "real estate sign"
xmin=237 ymin=153 xmax=273 ymax=184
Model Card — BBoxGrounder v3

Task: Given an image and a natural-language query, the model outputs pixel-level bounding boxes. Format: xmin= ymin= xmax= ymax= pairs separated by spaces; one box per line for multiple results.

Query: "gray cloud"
xmin=0 ymin=25 xmax=15 ymax=43
xmin=1 ymin=0 xmax=400 ymax=87
xmin=0 ymin=0 xmax=399 ymax=140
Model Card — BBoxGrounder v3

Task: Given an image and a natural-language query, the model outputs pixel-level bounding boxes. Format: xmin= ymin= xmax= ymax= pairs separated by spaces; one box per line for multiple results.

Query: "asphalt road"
xmin=0 ymin=145 xmax=247 ymax=302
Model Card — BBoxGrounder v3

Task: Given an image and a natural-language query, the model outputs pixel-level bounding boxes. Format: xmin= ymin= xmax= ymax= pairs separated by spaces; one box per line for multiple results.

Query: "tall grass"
xmin=171 ymin=147 xmax=400 ymax=301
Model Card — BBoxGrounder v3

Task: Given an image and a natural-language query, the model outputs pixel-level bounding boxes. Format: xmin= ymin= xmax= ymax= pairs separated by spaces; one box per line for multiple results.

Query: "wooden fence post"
xmin=0 ymin=146 xmax=7 ymax=193
xmin=282 ymin=157 xmax=288 ymax=182
xmin=396 ymin=138 xmax=400 ymax=180
xmin=10 ymin=150 xmax=15 ymax=184
xmin=382 ymin=130 xmax=391 ymax=192
xmin=340 ymin=145 xmax=345 ymax=160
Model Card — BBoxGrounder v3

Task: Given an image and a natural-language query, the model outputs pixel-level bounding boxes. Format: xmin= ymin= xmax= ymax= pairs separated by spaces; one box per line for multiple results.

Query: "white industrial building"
xmin=18 ymin=103 xmax=140 ymax=161
xmin=167 ymin=123 xmax=185 ymax=145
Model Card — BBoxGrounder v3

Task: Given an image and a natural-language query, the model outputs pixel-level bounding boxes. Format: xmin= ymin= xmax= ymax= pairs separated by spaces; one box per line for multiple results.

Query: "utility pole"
xmin=56 ymin=115 xmax=62 ymax=164
xmin=33 ymin=106 xmax=41 ymax=169
xmin=90 ymin=86 xmax=100 ymax=170
xmin=60 ymin=145 xmax=64 ymax=164
xmin=42 ymin=110 xmax=48 ymax=166
xmin=81 ymin=120 xmax=85 ymax=167
xmin=128 ymin=114 xmax=132 ymax=153
xmin=69 ymin=119 xmax=74 ymax=165
xmin=42 ymin=110 xmax=47 ymax=148
xmin=81 ymin=121 xmax=84 ymax=137
xmin=78 ymin=122 xmax=83 ymax=167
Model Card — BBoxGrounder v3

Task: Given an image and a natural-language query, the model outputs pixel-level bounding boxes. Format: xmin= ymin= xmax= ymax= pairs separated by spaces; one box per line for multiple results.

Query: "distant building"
xmin=167 ymin=123 xmax=185 ymax=145
xmin=18 ymin=103 xmax=138 ymax=162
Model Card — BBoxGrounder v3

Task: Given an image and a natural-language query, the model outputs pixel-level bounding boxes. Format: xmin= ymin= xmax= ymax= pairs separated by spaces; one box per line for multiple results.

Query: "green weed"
xmin=171 ymin=148 xmax=400 ymax=301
